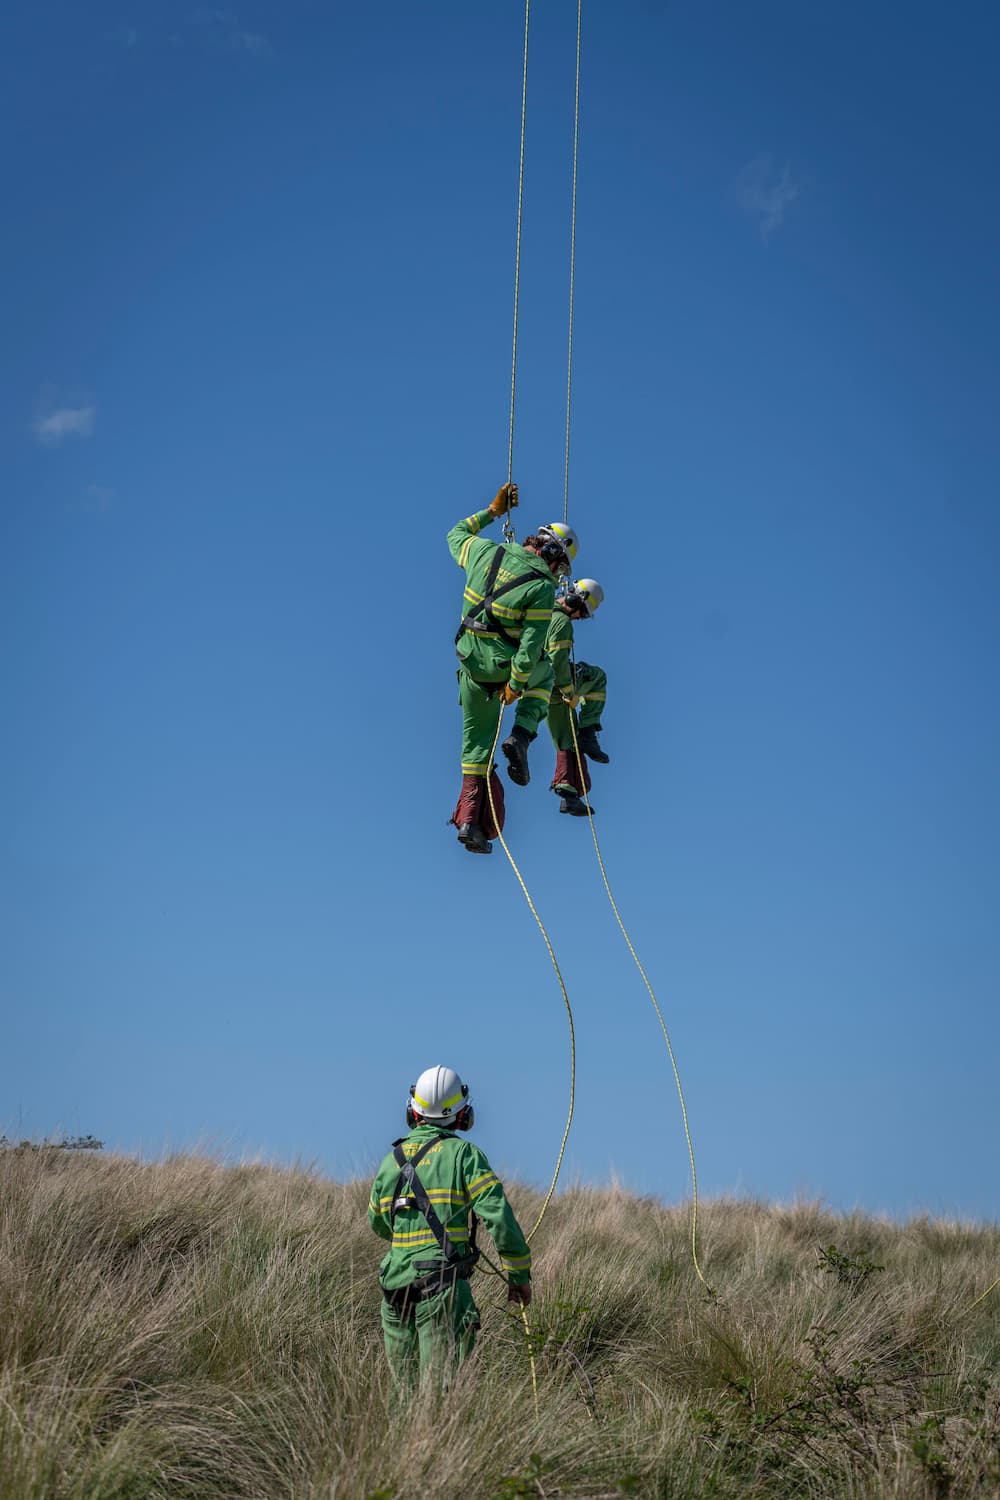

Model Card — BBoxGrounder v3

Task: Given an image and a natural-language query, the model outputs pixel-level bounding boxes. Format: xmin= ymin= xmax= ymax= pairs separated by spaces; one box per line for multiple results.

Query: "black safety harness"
xmin=455 ymin=544 xmax=543 ymax=651
xmin=381 ymin=1135 xmax=480 ymax=1319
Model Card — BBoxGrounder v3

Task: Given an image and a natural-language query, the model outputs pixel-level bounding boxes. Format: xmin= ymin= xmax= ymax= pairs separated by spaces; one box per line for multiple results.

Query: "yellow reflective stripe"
xmin=380 ymin=1193 xmax=466 ymax=1210
xmin=525 ymin=608 xmax=551 ymax=620
xmin=461 ymin=762 xmax=490 ymax=776
xmin=407 ymin=1095 xmax=459 ymax=1113
xmin=509 ymin=666 xmax=530 ymax=684
xmin=463 ymin=587 xmax=485 ymax=604
xmin=392 ymin=1229 xmax=470 ymax=1244
xmin=548 ymin=639 xmax=572 ymax=649
xmin=582 ymin=693 xmax=606 ymax=702
xmin=459 ymin=538 xmax=474 ymax=567
xmin=467 ymin=1171 xmax=499 ymax=1198
xmin=500 ymin=1253 xmax=532 ymax=1269
xmin=465 ymin=514 xmax=482 ymax=534
xmin=524 ymin=688 xmax=550 ymax=702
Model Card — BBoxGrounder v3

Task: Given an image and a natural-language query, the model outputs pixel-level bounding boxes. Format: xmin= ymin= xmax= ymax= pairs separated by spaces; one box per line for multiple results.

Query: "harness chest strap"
xmin=456 ymin=543 xmax=543 ymax=649
xmin=389 ymin=1137 xmax=479 ymax=1280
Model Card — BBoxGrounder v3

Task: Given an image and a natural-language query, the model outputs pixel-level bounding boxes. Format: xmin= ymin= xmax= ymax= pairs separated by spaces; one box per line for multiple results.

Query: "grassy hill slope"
xmin=1 ymin=1147 xmax=997 ymax=1499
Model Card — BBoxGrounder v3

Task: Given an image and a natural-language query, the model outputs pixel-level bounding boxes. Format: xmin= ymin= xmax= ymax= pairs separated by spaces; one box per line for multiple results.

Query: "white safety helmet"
xmin=406 ymin=1065 xmax=474 ymax=1130
xmin=537 ymin=522 xmax=579 ymax=571
xmin=568 ymin=578 xmax=605 ymax=616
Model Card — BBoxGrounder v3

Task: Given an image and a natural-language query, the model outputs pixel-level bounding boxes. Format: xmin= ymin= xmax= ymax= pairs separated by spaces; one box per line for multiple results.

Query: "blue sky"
xmin=3 ymin=2 xmax=998 ymax=1221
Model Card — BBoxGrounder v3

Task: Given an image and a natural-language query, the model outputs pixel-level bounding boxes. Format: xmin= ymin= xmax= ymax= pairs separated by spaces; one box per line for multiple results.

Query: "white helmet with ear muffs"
xmin=566 ymin=578 xmax=605 ymax=616
xmin=536 ymin=522 xmax=579 ymax=572
xmin=406 ymin=1065 xmax=474 ymax=1130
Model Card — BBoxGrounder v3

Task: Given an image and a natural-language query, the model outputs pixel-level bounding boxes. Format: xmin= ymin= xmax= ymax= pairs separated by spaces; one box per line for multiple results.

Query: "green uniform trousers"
xmin=380 ymin=1280 xmax=480 ymax=1385
xmin=458 ymin=658 xmax=555 ymax=775
xmin=545 ymin=661 xmax=607 ymax=751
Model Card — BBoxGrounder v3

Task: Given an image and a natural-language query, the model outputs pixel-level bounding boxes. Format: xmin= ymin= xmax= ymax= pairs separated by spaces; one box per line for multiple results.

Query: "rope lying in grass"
xmin=569 ymin=713 xmax=714 ymax=1296
xmin=960 ymin=1274 xmax=1000 ymax=1317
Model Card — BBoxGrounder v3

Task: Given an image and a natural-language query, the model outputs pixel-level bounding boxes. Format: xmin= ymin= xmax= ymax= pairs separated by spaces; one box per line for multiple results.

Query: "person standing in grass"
xmin=368 ymin=1064 xmax=532 ymax=1385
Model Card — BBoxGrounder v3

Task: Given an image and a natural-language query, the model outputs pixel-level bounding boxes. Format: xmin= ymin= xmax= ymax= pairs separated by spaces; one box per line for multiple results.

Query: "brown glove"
xmin=561 ymin=691 xmax=581 ymax=709
xmin=488 ymin=482 xmax=519 ymax=518
xmin=500 ymin=682 xmax=521 ymax=706
xmin=507 ymin=1282 xmax=532 ymax=1307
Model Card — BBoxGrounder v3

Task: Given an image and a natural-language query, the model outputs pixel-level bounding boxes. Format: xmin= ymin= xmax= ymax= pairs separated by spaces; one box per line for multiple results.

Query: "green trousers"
xmin=546 ymin=661 xmax=607 ymax=751
xmin=380 ymin=1280 xmax=480 ymax=1385
xmin=458 ymin=659 xmax=555 ymax=775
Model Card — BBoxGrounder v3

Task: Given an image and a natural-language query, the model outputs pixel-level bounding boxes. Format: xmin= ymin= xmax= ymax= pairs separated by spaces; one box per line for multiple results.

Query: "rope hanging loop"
xmin=567 ymin=707 xmax=713 ymax=1296
xmin=484 ymin=704 xmax=576 ymax=1245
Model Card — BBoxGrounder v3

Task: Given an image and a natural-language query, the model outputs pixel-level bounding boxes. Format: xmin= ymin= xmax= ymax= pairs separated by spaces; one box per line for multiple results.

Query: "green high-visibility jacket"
xmin=368 ymin=1124 xmax=532 ymax=1292
xmin=448 ymin=510 xmax=555 ymax=691
xmin=545 ymin=604 xmax=576 ymax=693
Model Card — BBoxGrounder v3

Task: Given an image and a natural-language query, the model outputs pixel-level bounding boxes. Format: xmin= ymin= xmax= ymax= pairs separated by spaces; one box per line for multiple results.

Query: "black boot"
xmin=456 ymin=822 xmax=493 ymax=854
xmin=501 ymin=724 xmax=534 ymax=786
xmin=559 ymin=794 xmax=596 ymax=817
xmin=577 ymin=725 xmax=609 ymax=764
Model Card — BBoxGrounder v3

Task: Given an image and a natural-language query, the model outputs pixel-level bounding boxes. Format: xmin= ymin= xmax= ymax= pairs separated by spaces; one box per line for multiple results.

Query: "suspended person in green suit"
xmin=447 ymin=484 xmax=579 ymax=853
xmin=368 ymin=1064 xmax=532 ymax=1387
xmin=544 ymin=578 xmax=609 ymax=816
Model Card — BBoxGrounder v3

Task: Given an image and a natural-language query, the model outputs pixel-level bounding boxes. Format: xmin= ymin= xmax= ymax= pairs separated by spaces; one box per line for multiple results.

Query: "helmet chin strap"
xmin=405 ymin=1106 xmax=474 ymax=1131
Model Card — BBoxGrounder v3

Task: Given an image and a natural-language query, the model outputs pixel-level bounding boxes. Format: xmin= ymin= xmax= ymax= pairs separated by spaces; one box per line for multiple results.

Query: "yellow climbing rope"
xmin=960 ymin=1274 xmax=1000 ymax=1318
xmin=562 ymin=0 xmax=582 ymax=525
xmin=504 ymin=0 xmax=531 ymax=544
xmin=568 ymin=714 xmax=713 ymax=1294
xmin=484 ymin=705 xmax=576 ymax=1245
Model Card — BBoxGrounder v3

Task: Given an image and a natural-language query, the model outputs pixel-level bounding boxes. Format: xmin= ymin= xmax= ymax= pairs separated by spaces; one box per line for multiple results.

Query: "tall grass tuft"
xmin=1 ymin=1147 xmax=997 ymax=1497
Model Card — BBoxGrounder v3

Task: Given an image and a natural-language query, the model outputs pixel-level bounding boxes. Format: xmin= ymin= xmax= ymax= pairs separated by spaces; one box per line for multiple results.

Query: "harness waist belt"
xmin=381 ymin=1257 xmax=477 ymax=1317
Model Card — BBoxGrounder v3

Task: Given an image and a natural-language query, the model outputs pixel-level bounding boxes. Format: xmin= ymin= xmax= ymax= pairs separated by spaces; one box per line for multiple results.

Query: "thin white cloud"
xmin=735 ymin=156 xmax=801 ymax=242
xmin=191 ymin=9 xmax=271 ymax=54
xmin=85 ymin=484 xmax=116 ymax=512
xmin=33 ymin=405 xmax=96 ymax=446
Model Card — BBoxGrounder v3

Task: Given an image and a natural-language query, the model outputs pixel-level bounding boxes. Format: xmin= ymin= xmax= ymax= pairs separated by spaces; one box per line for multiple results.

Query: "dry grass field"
xmin=1 ymin=1144 xmax=997 ymax=1499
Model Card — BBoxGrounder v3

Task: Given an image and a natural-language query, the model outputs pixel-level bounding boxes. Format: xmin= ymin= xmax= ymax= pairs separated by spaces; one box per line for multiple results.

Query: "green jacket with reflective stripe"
xmin=368 ymin=1124 xmax=532 ymax=1291
xmin=448 ymin=509 xmax=556 ymax=689
xmin=545 ymin=604 xmax=576 ymax=692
